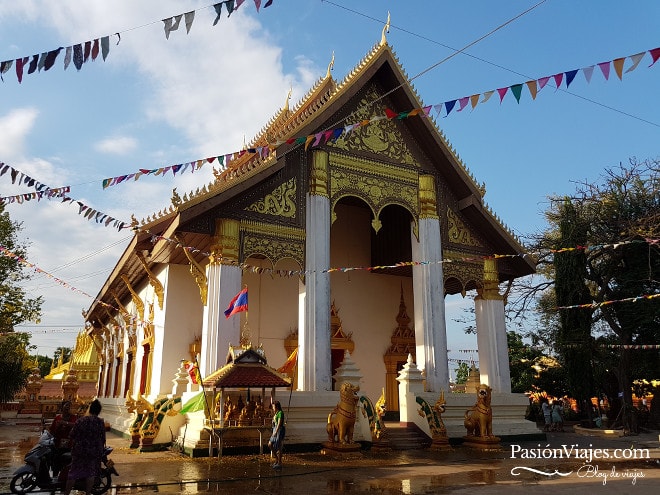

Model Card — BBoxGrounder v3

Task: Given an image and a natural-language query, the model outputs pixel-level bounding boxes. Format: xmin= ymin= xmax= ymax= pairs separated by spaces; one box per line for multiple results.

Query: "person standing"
xmin=49 ymin=400 xmax=78 ymax=475
xmin=551 ymin=399 xmax=564 ymax=432
xmin=540 ymin=397 xmax=552 ymax=432
xmin=268 ymin=400 xmax=285 ymax=470
xmin=65 ymin=399 xmax=106 ymax=495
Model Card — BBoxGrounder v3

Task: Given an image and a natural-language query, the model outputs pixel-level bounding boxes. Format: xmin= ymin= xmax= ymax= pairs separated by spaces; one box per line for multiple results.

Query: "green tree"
xmin=0 ymin=332 xmax=33 ymax=402
xmin=0 ymin=204 xmax=43 ymax=332
xmin=33 ymin=354 xmax=54 ymax=378
xmin=53 ymin=346 xmax=72 ymax=365
xmin=530 ymin=158 xmax=660 ymax=422
xmin=454 ymin=362 xmax=470 ymax=384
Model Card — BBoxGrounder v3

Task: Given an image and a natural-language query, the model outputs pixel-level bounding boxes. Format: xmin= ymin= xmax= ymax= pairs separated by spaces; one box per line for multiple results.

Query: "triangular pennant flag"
xmin=184 ymin=11 xmax=195 ymax=34
xmin=481 ymin=90 xmax=494 ymax=103
xmin=649 ymin=47 xmax=660 ymax=66
xmin=213 ymin=3 xmax=223 ymax=25
xmin=510 ymin=83 xmax=523 ymax=103
xmin=552 ymin=73 xmax=563 ymax=88
xmin=565 ymin=69 xmax=578 ymax=88
xmin=613 ymin=57 xmax=625 ymax=80
xmin=598 ymin=61 xmax=610 ymax=80
xmin=625 ymin=52 xmax=645 ymax=73
xmin=456 ymin=97 xmax=469 ymax=112
xmin=496 ymin=87 xmax=508 ymax=103
xmin=433 ymin=103 xmax=443 ymax=115
xmin=582 ymin=65 xmax=595 ymax=83
xmin=444 ymin=100 xmax=457 ymax=116
xmin=254 ymin=0 xmax=262 ymax=12
xmin=385 ymin=108 xmax=398 ymax=119
xmin=538 ymin=76 xmax=550 ymax=90
xmin=525 ymin=80 xmax=538 ymax=100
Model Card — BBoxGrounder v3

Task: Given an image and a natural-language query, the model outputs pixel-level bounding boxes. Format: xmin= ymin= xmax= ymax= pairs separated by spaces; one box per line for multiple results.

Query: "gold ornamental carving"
xmin=179 ymin=237 xmax=208 ymax=306
xmin=419 ymin=175 xmax=439 ymax=219
xmin=241 ymin=220 xmax=305 ymax=270
xmin=447 ymin=208 xmax=482 ymax=247
xmin=328 ymin=85 xmax=416 ymax=165
xmin=120 ymin=274 xmax=145 ymax=323
xmin=329 ymin=153 xmax=418 ymax=231
xmin=210 ymin=218 xmax=240 ymax=264
xmin=476 ymin=258 xmax=503 ymax=301
xmin=245 ymin=177 xmax=296 ymax=218
xmin=310 ymin=150 xmax=329 ymax=197
xmin=136 ymin=252 xmax=164 ymax=310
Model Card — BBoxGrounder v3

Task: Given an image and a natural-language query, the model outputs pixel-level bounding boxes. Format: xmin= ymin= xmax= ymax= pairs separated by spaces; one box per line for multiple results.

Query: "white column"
xmin=299 ymin=150 xmax=332 ymax=391
xmin=199 ymin=218 xmax=242 ymax=378
xmin=475 ymin=258 xmax=511 ymax=393
xmin=200 ymin=263 xmax=241 ymax=377
xmin=411 ymin=175 xmax=449 ymax=392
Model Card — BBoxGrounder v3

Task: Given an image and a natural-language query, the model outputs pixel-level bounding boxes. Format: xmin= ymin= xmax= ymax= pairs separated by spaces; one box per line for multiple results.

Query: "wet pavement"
xmin=1 ymin=421 xmax=659 ymax=494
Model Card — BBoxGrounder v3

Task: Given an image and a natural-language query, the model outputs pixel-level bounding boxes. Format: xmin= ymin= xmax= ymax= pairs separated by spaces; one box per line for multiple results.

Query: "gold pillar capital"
xmin=211 ymin=218 xmax=240 ymax=264
xmin=478 ymin=258 xmax=502 ymax=300
xmin=419 ymin=174 xmax=439 ymax=219
xmin=310 ymin=150 xmax=329 ymax=197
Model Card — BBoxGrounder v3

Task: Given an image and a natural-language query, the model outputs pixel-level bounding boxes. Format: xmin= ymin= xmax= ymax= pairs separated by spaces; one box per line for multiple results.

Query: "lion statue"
xmin=327 ymin=382 xmax=360 ymax=444
xmin=464 ymin=383 xmax=495 ymax=438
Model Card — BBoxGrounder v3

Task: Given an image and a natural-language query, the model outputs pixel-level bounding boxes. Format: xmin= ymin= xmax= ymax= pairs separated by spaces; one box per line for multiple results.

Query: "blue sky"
xmin=1 ymin=1 xmax=658 ymax=375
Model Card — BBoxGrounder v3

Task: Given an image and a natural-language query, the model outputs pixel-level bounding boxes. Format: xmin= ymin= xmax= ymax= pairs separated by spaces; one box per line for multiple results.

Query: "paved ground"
xmin=1 ymin=420 xmax=659 ymax=494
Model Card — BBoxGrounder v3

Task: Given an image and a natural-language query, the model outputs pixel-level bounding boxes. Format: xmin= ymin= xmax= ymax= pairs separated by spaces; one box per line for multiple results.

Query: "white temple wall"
xmin=242 ymin=257 xmax=300 ymax=370
xmin=152 ymin=263 xmax=204 ymax=395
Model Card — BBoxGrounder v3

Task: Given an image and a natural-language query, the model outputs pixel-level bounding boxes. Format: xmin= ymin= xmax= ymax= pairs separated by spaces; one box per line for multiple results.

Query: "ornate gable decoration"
xmin=245 ymin=177 xmax=296 ymax=219
xmin=447 ymin=208 xmax=482 ymax=247
xmin=329 ymin=84 xmax=416 ymax=165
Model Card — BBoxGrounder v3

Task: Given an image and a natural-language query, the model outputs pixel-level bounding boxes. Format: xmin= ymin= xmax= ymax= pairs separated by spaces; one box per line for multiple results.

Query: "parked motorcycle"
xmin=10 ymin=430 xmax=118 ymax=495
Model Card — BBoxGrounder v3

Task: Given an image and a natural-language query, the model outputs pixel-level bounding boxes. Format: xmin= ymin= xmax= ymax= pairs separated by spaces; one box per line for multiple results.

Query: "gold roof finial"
xmin=283 ymin=87 xmax=292 ymax=113
xmin=325 ymin=51 xmax=335 ymax=79
xmin=380 ymin=11 xmax=391 ymax=46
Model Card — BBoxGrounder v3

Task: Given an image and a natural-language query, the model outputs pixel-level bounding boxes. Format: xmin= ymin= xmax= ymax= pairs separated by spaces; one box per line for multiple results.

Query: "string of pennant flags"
xmin=0 ymin=161 xmax=129 ymax=230
xmin=0 ymin=235 xmax=657 ymax=339
xmin=1 ymin=1 xmax=275 ymax=85
xmin=95 ymin=45 xmax=659 ymax=190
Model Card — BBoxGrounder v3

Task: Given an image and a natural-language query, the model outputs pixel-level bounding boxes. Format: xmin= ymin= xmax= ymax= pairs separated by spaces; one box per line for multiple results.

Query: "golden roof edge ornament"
xmin=177 ymin=235 xmax=208 ymax=306
xmin=380 ymin=11 xmax=391 ymax=47
xmin=136 ymin=251 xmax=165 ymax=310
xmin=120 ymin=273 xmax=145 ymax=322
xmin=326 ymin=51 xmax=335 ymax=79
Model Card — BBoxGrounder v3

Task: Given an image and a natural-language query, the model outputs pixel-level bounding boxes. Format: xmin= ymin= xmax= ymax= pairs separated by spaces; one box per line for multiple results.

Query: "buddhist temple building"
xmin=83 ymin=27 xmax=537 ymax=453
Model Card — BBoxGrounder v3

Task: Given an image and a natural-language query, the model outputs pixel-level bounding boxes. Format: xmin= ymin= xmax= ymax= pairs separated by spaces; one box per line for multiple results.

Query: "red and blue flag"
xmin=224 ymin=288 xmax=248 ymax=318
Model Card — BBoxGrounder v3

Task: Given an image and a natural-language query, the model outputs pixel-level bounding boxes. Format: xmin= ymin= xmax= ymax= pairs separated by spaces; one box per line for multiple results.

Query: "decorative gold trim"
xmin=310 ymin=150 xmax=329 ymax=197
xmin=245 ymin=177 xmax=296 ymax=218
xmin=329 ymin=151 xmax=418 ymax=232
xmin=211 ymin=218 xmax=240 ymax=264
xmin=447 ymin=208 xmax=482 ymax=247
xmin=419 ymin=175 xmax=439 ymax=219
xmin=241 ymin=220 xmax=305 ymax=270
xmin=477 ymin=258 xmax=502 ymax=301
xmin=179 ymin=237 xmax=208 ymax=306
xmin=380 ymin=12 xmax=391 ymax=47
xmin=136 ymin=252 xmax=165 ymax=310
xmin=120 ymin=274 xmax=145 ymax=322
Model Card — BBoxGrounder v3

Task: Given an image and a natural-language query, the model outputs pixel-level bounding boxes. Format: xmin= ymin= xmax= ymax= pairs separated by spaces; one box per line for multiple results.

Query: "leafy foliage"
xmin=0 ymin=205 xmax=43 ymax=332
xmin=0 ymin=332 xmax=33 ymax=403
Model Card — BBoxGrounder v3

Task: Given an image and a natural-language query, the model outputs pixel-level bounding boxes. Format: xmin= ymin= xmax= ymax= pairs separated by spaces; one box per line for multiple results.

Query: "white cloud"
xmin=94 ymin=136 xmax=138 ymax=155
xmin=0 ymin=108 xmax=39 ymax=160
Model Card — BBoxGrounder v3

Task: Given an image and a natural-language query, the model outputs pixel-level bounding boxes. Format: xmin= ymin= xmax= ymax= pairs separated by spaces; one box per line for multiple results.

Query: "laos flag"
xmin=224 ymin=288 xmax=248 ymax=318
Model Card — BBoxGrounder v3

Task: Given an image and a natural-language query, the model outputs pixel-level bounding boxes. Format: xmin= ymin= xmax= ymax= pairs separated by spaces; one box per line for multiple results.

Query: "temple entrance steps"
xmin=383 ymin=422 xmax=431 ymax=450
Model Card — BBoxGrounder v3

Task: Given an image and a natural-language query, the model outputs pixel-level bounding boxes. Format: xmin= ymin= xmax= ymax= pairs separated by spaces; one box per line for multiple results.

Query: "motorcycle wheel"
xmin=91 ymin=471 xmax=112 ymax=495
xmin=9 ymin=472 xmax=37 ymax=494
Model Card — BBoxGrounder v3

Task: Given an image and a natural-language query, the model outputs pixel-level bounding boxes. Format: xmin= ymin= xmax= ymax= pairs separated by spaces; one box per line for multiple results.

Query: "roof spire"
xmin=380 ymin=11 xmax=390 ymax=46
xmin=283 ymin=87 xmax=292 ymax=113
xmin=325 ymin=51 xmax=335 ymax=79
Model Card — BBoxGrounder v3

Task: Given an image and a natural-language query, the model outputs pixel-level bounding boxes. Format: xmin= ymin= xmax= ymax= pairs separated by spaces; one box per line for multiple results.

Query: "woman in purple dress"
xmin=65 ymin=399 xmax=106 ymax=495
